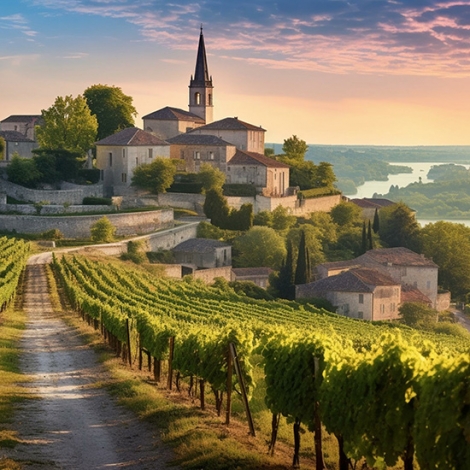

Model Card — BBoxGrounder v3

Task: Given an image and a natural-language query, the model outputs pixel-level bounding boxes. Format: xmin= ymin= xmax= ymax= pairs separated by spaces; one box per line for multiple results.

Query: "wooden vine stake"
xmin=229 ymin=342 xmax=256 ymax=436
xmin=126 ymin=319 xmax=132 ymax=368
xmin=268 ymin=413 xmax=280 ymax=455
xmin=314 ymin=356 xmax=326 ymax=470
xmin=167 ymin=336 xmax=175 ymax=390
xmin=225 ymin=344 xmax=233 ymax=425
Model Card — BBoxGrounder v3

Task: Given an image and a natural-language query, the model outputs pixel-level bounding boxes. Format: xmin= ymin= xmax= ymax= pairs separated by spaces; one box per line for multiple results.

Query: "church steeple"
xmin=189 ymin=26 xmax=214 ymax=123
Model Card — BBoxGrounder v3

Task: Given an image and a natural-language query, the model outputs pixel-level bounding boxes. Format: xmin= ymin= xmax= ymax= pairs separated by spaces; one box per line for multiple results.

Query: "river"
xmin=343 ymin=162 xmax=470 ymax=227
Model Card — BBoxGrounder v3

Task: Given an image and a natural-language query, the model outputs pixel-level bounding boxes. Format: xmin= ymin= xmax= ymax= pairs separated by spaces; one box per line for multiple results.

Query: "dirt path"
xmin=5 ymin=257 xmax=176 ymax=469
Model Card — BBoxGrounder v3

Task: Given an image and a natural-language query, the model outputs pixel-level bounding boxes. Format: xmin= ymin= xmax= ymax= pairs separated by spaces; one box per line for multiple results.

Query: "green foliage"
xmin=90 ymin=216 xmax=116 ymax=242
xmin=298 ymin=187 xmax=341 ymax=199
xmin=233 ymin=226 xmax=286 ymax=269
xmin=420 ymin=221 xmax=470 ymax=299
xmin=269 ymin=239 xmax=295 ymax=300
xmin=294 ymin=229 xmax=311 ymax=285
xmin=253 ymin=210 xmax=272 ymax=227
xmin=6 ymin=155 xmax=41 ymax=187
xmin=121 ymin=240 xmax=147 ymax=264
xmin=379 ymin=202 xmax=421 ymax=251
xmin=77 ymin=168 xmax=100 ymax=184
xmin=330 ymin=201 xmax=363 ymax=227
xmin=131 ymin=157 xmax=176 ymax=194
xmin=196 ymin=163 xmax=225 ymax=193
xmin=287 ymin=225 xmax=325 ymax=269
xmin=82 ymin=197 xmax=112 ymax=206
xmin=222 ymin=183 xmax=257 ymax=197
xmin=83 ymin=84 xmax=136 ymax=141
xmin=399 ymin=302 xmax=437 ymax=328
xmin=0 ymin=136 xmax=5 ymax=160
xmin=271 ymin=206 xmax=296 ymax=231
xmin=203 ymin=189 xmax=230 ymax=227
xmin=36 ymin=94 xmax=98 ymax=155
xmin=282 ymin=135 xmax=308 ymax=162
xmin=33 ymin=148 xmax=84 ymax=184
xmin=228 ymin=280 xmax=274 ymax=300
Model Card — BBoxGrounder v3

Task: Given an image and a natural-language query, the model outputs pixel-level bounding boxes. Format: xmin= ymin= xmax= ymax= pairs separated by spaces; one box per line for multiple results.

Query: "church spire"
xmin=189 ymin=26 xmax=214 ymax=123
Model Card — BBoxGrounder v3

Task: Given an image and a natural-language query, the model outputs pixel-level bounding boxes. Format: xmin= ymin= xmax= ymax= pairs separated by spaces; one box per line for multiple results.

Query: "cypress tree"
xmin=368 ymin=219 xmax=373 ymax=250
xmin=294 ymin=229 xmax=311 ymax=285
xmin=203 ymin=188 xmax=230 ymax=228
xmin=361 ymin=221 xmax=367 ymax=254
xmin=275 ymin=239 xmax=295 ymax=300
xmin=373 ymin=208 xmax=380 ymax=233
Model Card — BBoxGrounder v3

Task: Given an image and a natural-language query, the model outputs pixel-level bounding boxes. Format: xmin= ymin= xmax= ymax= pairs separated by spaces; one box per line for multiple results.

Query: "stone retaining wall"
xmin=0 ymin=204 xmax=114 ymax=215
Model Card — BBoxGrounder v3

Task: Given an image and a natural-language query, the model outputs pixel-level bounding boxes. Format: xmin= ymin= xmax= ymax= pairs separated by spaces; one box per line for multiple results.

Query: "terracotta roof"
xmin=358 ymin=247 xmax=437 ymax=268
xmin=1 ymin=115 xmax=42 ymax=124
xmin=401 ymin=284 xmax=432 ymax=305
xmin=0 ymin=130 xmax=35 ymax=143
xmin=166 ymin=134 xmax=233 ymax=146
xmin=191 ymin=117 xmax=266 ymax=132
xmin=172 ymin=238 xmax=231 ymax=253
xmin=95 ymin=127 xmax=169 ymax=146
xmin=305 ymin=268 xmax=399 ymax=293
xmin=232 ymin=267 xmax=273 ymax=277
xmin=142 ymin=107 xmax=205 ymax=123
xmin=317 ymin=259 xmax=363 ymax=273
xmin=350 ymin=198 xmax=395 ymax=209
xmin=228 ymin=150 xmax=290 ymax=168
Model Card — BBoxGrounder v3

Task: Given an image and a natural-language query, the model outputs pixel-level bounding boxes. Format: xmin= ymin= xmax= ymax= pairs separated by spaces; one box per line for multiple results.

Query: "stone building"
xmin=172 ymin=238 xmax=231 ymax=269
xmin=0 ymin=130 xmax=37 ymax=160
xmin=0 ymin=115 xmax=42 ymax=141
xmin=95 ymin=127 xmax=169 ymax=195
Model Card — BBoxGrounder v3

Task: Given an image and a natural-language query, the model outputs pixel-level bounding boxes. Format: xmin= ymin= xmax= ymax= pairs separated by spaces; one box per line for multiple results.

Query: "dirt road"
xmin=4 ymin=257 xmax=176 ymax=469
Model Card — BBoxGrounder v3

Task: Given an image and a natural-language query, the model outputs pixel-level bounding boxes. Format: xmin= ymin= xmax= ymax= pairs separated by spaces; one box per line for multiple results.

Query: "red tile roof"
xmin=142 ymin=107 xmax=205 ymax=123
xmin=358 ymin=247 xmax=437 ymax=268
xmin=191 ymin=117 xmax=266 ymax=132
xmin=228 ymin=150 xmax=290 ymax=168
xmin=401 ymin=284 xmax=432 ymax=305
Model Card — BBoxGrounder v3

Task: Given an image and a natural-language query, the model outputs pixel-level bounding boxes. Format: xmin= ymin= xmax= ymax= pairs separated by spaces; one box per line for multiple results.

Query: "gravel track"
xmin=4 ymin=257 xmax=176 ymax=469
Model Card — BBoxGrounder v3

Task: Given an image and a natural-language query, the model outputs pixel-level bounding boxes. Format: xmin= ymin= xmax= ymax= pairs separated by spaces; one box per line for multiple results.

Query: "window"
xmin=109 ymin=152 xmax=113 ymax=167
xmin=208 ymin=94 xmax=212 ymax=105
xmin=358 ymin=294 xmax=364 ymax=304
xmin=122 ymin=148 xmax=126 ymax=158
xmin=194 ymin=151 xmax=201 ymax=160
xmin=195 ymin=92 xmax=201 ymax=105
xmin=148 ymin=148 xmax=153 ymax=159
xmin=209 ymin=152 xmax=214 ymax=160
xmin=121 ymin=173 xmax=127 ymax=183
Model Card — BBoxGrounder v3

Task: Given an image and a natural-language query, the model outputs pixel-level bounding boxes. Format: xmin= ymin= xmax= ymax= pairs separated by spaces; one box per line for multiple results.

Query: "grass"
xmin=0 ymin=290 xmax=30 ymax=468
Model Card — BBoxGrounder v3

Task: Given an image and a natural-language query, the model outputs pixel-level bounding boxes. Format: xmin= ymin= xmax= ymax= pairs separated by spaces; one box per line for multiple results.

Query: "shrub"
xmin=90 ymin=216 xmax=116 ymax=242
xmin=83 ymin=196 xmax=112 ymax=205
xmin=78 ymin=168 xmax=100 ymax=184
xmin=121 ymin=240 xmax=146 ymax=264
xmin=223 ymin=184 xmax=257 ymax=197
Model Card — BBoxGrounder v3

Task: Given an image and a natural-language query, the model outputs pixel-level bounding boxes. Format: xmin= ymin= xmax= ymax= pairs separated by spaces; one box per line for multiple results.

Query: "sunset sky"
xmin=2 ymin=0 xmax=470 ymax=146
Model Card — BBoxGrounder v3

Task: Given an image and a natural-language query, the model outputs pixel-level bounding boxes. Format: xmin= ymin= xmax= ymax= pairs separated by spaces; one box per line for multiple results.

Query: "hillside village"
xmin=0 ymin=29 xmax=457 ymax=323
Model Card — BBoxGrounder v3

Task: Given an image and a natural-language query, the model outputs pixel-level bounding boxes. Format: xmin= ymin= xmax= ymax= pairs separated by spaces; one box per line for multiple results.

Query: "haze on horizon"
xmin=2 ymin=0 xmax=470 ymax=147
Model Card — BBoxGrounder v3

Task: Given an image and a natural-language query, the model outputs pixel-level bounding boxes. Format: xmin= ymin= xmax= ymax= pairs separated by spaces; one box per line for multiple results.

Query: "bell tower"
xmin=189 ymin=26 xmax=213 ymax=123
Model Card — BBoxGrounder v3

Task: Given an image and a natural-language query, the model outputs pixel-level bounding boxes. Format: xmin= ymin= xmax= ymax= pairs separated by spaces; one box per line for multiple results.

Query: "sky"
xmin=2 ymin=0 xmax=470 ymax=146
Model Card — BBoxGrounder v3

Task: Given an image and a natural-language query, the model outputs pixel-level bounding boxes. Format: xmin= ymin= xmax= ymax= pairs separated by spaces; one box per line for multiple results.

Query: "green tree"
xmin=308 ymin=212 xmax=338 ymax=248
xmin=420 ymin=221 xmax=470 ymax=299
xmin=379 ymin=202 xmax=421 ymax=251
xmin=90 ymin=216 xmax=116 ymax=242
xmin=271 ymin=205 xmax=296 ymax=231
xmin=83 ymin=84 xmax=137 ymax=141
xmin=196 ymin=163 xmax=226 ymax=193
xmin=372 ymin=208 xmax=380 ymax=233
xmin=361 ymin=221 xmax=367 ymax=254
xmin=315 ymin=161 xmax=336 ymax=189
xmin=294 ymin=229 xmax=311 ymax=285
xmin=227 ymin=203 xmax=253 ymax=231
xmin=233 ymin=226 xmax=286 ymax=269
xmin=282 ymin=135 xmax=308 ymax=162
xmin=253 ymin=210 xmax=273 ymax=227
xmin=0 ymin=136 xmax=5 ymax=160
xmin=36 ymin=95 xmax=98 ymax=155
xmin=270 ymin=239 xmax=296 ymax=300
xmin=33 ymin=148 xmax=83 ymax=184
xmin=330 ymin=201 xmax=362 ymax=227
xmin=6 ymin=155 xmax=41 ymax=187
xmin=287 ymin=225 xmax=325 ymax=269
xmin=203 ymin=188 xmax=230 ymax=228
xmin=398 ymin=302 xmax=437 ymax=328
xmin=131 ymin=157 xmax=176 ymax=194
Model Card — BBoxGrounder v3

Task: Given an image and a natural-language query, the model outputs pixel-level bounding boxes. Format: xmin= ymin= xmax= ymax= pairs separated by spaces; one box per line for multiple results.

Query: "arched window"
xmin=195 ymin=92 xmax=201 ymax=105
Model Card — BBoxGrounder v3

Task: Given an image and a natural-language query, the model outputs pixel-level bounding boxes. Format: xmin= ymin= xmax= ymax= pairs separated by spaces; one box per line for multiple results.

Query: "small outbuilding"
xmin=172 ymin=238 xmax=232 ymax=269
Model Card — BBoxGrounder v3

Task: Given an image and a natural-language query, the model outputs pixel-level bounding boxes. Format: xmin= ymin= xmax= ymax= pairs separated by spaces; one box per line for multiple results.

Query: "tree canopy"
xmin=330 ymin=201 xmax=363 ymax=227
xmin=83 ymin=84 xmax=137 ymax=141
xmin=196 ymin=163 xmax=226 ymax=193
xmin=282 ymin=135 xmax=308 ymax=162
xmin=131 ymin=157 xmax=176 ymax=194
xmin=36 ymin=95 xmax=98 ymax=155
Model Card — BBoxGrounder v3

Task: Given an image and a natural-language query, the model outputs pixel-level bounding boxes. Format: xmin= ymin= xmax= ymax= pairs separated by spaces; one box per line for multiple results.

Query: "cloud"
xmin=0 ymin=13 xmax=38 ymax=37
xmin=25 ymin=0 xmax=470 ymax=76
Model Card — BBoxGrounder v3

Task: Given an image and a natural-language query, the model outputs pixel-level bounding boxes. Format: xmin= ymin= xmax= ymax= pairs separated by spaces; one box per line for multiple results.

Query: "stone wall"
xmin=0 ymin=209 xmax=174 ymax=238
xmin=0 ymin=204 xmax=113 ymax=215
xmin=436 ymin=291 xmax=451 ymax=312
xmin=193 ymin=266 xmax=232 ymax=283
xmin=0 ymin=179 xmax=104 ymax=204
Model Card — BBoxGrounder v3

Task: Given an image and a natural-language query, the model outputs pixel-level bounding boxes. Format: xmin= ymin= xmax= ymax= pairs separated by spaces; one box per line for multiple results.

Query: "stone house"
xmin=95 ymin=127 xmax=170 ymax=195
xmin=0 ymin=115 xmax=42 ymax=141
xmin=166 ymin=133 xmax=236 ymax=173
xmin=188 ymin=117 xmax=266 ymax=154
xmin=172 ymin=238 xmax=232 ymax=269
xmin=231 ymin=267 xmax=273 ymax=289
xmin=316 ymin=247 xmax=442 ymax=310
xmin=349 ymin=198 xmax=396 ymax=220
xmin=296 ymin=267 xmax=402 ymax=321
xmin=0 ymin=130 xmax=37 ymax=160
xmin=226 ymin=150 xmax=290 ymax=196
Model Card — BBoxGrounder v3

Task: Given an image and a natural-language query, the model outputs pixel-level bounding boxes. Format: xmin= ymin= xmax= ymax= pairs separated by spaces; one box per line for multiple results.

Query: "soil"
xmin=3 ymin=255 xmax=177 ymax=469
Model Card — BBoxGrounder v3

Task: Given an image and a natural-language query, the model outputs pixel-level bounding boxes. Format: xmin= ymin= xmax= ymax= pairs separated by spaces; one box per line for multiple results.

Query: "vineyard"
xmin=52 ymin=254 xmax=470 ymax=470
xmin=0 ymin=237 xmax=30 ymax=311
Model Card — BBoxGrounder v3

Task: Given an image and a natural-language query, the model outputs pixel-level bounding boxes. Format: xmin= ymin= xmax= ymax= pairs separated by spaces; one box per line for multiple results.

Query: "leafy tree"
xmin=308 ymin=212 xmax=338 ymax=248
xmin=196 ymin=163 xmax=226 ymax=193
xmin=398 ymin=302 xmax=437 ymax=328
xmin=131 ymin=157 xmax=176 ymax=194
xmin=287 ymin=225 xmax=325 ymax=269
xmin=315 ymin=161 xmax=336 ymax=189
xmin=83 ymin=84 xmax=137 ymax=141
xmin=270 ymin=239 xmax=295 ymax=299
xmin=36 ymin=95 xmax=98 ymax=155
xmin=330 ymin=201 xmax=362 ymax=227
xmin=203 ymin=188 xmax=230 ymax=228
xmin=379 ymin=202 xmax=421 ymax=251
xmin=282 ymin=135 xmax=308 ymax=162
xmin=271 ymin=205 xmax=296 ymax=231
xmin=90 ymin=216 xmax=116 ymax=242
xmin=33 ymin=148 xmax=84 ymax=184
xmin=294 ymin=229 xmax=311 ymax=285
xmin=420 ymin=221 xmax=470 ymax=299
xmin=0 ymin=136 xmax=5 ymax=160
xmin=227 ymin=203 xmax=253 ymax=231
xmin=264 ymin=147 xmax=275 ymax=157
xmin=289 ymin=160 xmax=318 ymax=189
xmin=253 ymin=210 xmax=273 ymax=227
xmin=233 ymin=226 xmax=286 ymax=269
xmin=6 ymin=155 xmax=41 ymax=187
